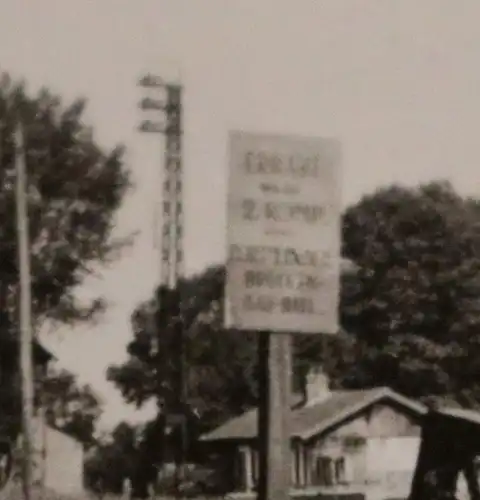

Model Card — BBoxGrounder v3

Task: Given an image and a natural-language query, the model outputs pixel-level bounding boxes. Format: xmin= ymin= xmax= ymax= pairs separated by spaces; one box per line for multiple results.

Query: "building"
xmin=200 ymin=367 xmax=429 ymax=500
xmin=31 ymin=414 xmax=86 ymax=496
xmin=0 ymin=336 xmax=86 ymax=496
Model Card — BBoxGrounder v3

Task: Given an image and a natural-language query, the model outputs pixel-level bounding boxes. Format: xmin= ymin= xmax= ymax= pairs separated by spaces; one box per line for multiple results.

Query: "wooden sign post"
xmin=257 ymin=333 xmax=292 ymax=500
xmin=225 ymin=131 xmax=341 ymax=500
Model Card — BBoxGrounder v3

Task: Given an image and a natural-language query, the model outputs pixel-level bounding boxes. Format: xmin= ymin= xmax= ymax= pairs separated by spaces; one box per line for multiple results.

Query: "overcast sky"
xmin=2 ymin=0 xmax=480 ymax=429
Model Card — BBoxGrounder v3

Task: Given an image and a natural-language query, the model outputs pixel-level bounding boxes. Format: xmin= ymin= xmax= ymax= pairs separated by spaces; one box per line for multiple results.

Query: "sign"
xmin=225 ymin=131 xmax=341 ymax=334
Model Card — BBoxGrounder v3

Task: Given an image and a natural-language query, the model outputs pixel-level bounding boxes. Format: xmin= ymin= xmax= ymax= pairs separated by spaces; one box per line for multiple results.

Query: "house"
xmin=200 ymin=366 xmax=429 ymax=500
xmin=0 ymin=336 xmax=86 ymax=496
xmin=30 ymin=414 xmax=86 ymax=496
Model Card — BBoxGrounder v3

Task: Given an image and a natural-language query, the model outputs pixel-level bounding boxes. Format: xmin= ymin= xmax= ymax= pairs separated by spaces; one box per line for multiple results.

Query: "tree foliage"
xmin=107 ymin=271 xmax=364 ymax=436
xmin=109 ymin=180 xmax=480 ymax=497
xmin=107 ymin=266 xmax=259 ymax=432
xmin=0 ymin=72 xmax=131 ymax=335
xmin=84 ymin=421 xmax=137 ymax=495
xmin=38 ymin=368 xmax=102 ymax=445
xmin=0 ymin=70 xmax=130 ymax=452
xmin=340 ymin=180 xmax=480 ymax=405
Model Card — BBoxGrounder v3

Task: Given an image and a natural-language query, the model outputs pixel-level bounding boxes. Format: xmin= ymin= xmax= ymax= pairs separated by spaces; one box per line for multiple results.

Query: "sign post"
xmin=225 ymin=131 xmax=341 ymax=500
xmin=257 ymin=332 xmax=292 ymax=500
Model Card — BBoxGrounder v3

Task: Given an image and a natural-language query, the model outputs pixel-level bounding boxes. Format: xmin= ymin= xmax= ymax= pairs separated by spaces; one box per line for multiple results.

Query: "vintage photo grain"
xmin=0 ymin=2 xmax=479 ymax=500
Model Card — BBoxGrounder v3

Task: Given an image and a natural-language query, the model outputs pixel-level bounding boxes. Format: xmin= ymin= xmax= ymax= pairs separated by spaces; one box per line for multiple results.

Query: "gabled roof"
xmin=200 ymin=387 xmax=427 ymax=442
xmin=436 ymin=407 xmax=480 ymax=426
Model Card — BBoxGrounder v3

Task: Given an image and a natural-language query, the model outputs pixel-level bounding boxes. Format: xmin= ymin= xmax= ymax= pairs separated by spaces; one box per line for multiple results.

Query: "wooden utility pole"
xmin=257 ymin=333 xmax=292 ymax=500
xmin=15 ymin=122 xmax=35 ymax=500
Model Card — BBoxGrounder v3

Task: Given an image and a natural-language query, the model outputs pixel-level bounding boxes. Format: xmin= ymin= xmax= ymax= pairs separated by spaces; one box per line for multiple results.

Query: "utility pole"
xmin=137 ymin=73 xmax=186 ymax=495
xmin=37 ymin=366 xmax=47 ymax=500
xmin=14 ymin=121 xmax=35 ymax=500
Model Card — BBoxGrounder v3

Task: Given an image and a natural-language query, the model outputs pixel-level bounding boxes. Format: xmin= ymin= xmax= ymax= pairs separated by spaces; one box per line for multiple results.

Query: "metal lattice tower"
xmin=137 ymin=73 xmax=187 ymax=497
xmin=138 ymin=74 xmax=183 ymax=289
xmin=162 ymin=83 xmax=184 ymax=288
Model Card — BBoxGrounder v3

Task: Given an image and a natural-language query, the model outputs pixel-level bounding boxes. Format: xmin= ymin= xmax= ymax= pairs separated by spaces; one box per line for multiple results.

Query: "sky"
xmin=2 ymin=0 xmax=480 ymax=430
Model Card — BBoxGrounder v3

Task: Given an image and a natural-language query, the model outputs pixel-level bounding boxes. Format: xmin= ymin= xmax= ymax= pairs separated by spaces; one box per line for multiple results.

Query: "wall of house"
xmin=365 ymin=437 xmax=420 ymax=500
xmin=30 ymin=416 xmax=85 ymax=496
xmin=44 ymin=427 xmax=84 ymax=495
xmin=366 ymin=405 xmax=421 ymax=500
xmin=304 ymin=402 xmax=422 ymax=499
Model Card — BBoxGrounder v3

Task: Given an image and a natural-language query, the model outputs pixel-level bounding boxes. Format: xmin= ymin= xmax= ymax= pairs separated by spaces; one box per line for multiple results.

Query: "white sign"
xmin=225 ymin=131 xmax=341 ymax=334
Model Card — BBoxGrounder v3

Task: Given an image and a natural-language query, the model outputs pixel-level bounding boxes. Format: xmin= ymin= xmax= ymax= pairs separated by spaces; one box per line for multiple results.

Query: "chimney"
xmin=304 ymin=366 xmax=331 ymax=406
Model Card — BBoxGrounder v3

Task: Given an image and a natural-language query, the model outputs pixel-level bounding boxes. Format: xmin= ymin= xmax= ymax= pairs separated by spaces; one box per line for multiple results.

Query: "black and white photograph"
xmin=1 ymin=2 xmax=480 ymax=500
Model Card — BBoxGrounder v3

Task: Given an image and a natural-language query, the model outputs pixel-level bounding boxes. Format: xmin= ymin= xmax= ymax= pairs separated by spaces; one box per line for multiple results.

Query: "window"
xmin=314 ymin=456 xmax=331 ymax=486
xmin=234 ymin=450 xmax=246 ymax=491
xmin=312 ymin=456 xmax=349 ymax=486
xmin=335 ymin=457 xmax=346 ymax=483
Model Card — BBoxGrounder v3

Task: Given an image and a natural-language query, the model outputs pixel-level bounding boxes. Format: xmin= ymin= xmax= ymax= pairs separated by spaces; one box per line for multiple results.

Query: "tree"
xmin=107 ymin=266 xmax=259 ymax=433
xmin=0 ymin=72 xmax=131 ymax=336
xmin=107 ymin=266 xmax=353 ymax=424
xmin=107 ymin=266 xmax=262 ymax=497
xmin=112 ymin=180 xmax=480 ymax=419
xmin=107 ymin=265 xmax=360 ymax=498
xmin=107 ymin=265 xmax=361 ymax=433
xmin=108 ymin=179 xmax=480 ymax=497
xmin=38 ymin=368 xmax=102 ymax=445
xmin=340 ymin=181 xmax=480 ymax=405
xmin=84 ymin=421 xmax=137 ymax=495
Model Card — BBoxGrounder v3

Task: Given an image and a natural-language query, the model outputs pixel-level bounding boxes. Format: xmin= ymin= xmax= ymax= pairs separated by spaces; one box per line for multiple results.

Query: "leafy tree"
xmin=0 ymin=71 xmax=130 ymax=445
xmin=0 ymin=72 xmax=131 ymax=335
xmin=84 ymin=421 xmax=137 ymax=495
xmin=107 ymin=179 xmax=480 ymax=498
xmin=107 ymin=265 xmax=359 ymax=432
xmin=107 ymin=266 xmax=259 ymax=432
xmin=38 ymin=368 xmax=102 ymax=445
xmin=107 ymin=265 xmax=359 ymax=498
xmin=340 ymin=180 xmax=480 ymax=405
xmin=111 ymin=180 xmax=480 ymax=421
xmin=107 ymin=267 xmax=261 ymax=498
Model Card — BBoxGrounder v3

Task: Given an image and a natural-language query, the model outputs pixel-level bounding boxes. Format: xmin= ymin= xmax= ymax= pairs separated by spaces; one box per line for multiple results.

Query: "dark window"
xmin=312 ymin=456 xmax=349 ymax=486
